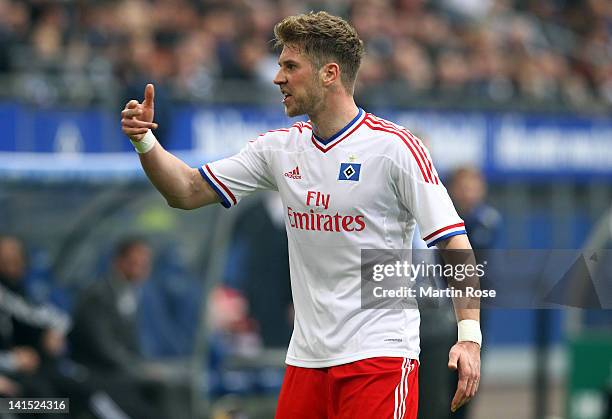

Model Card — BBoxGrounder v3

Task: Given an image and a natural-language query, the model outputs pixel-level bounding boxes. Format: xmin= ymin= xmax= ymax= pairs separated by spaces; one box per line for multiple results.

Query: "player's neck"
xmin=309 ymin=96 xmax=359 ymax=140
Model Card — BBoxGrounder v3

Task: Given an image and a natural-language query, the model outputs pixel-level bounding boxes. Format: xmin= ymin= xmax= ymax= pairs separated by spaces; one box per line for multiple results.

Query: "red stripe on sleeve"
xmin=364 ymin=118 xmax=431 ymax=184
xmin=205 ymin=164 xmax=237 ymax=206
xmin=405 ymin=130 xmax=439 ymax=184
xmin=367 ymin=116 xmax=436 ymax=184
xmin=423 ymin=222 xmax=466 ymax=241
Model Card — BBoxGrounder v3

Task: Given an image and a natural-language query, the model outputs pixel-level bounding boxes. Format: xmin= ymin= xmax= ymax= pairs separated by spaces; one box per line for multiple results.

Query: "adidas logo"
xmin=284 ymin=166 xmax=302 ymax=179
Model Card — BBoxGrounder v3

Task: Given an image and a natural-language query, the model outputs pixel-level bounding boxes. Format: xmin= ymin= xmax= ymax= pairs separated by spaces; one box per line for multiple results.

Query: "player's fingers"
xmin=465 ymin=357 xmax=480 ymax=398
xmin=122 ymin=127 xmax=149 ymax=136
xmin=464 ymin=377 xmax=476 ymax=400
xmin=121 ymin=107 xmax=143 ymax=118
xmin=143 ymin=83 xmax=155 ymax=108
xmin=121 ymin=118 xmax=158 ymax=129
xmin=448 ymin=350 xmax=459 ymax=370
xmin=452 ymin=355 xmax=474 ymax=411
xmin=455 ymin=389 xmax=471 ymax=412
xmin=468 ymin=378 xmax=479 ymax=399
xmin=469 ymin=368 xmax=481 ymax=397
xmin=451 ymin=376 xmax=468 ymax=411
xmin=462 ymin=360 xmax=480 ymax=402
xmin=451 ymin=392 xmax=462 ymax=412
xmin=124 ymin=100 xmax=139 ymax=109
xmin=467 ymin=358 xmax=479 ymax=394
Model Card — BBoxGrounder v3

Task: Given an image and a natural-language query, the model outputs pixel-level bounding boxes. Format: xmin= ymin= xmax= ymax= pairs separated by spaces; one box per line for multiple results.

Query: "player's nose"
xmin=273 ymin=69 xmax=286 ymax=85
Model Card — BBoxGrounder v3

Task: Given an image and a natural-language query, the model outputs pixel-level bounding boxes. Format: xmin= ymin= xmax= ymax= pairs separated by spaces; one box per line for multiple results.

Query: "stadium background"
xmin=0 ymin=0 xmax=611 ymax=418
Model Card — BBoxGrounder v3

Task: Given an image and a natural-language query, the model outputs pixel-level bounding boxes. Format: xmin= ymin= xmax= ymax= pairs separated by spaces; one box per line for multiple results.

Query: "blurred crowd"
xmin=0 ymin=0 xmax=610 ymax=110
xmin=0 ymin=234 xmax=193 ymax=418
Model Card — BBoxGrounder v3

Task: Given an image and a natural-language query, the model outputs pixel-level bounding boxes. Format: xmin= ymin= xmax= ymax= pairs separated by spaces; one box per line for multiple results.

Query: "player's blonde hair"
xmin=274 ymin=11 xmax=364 ymax=93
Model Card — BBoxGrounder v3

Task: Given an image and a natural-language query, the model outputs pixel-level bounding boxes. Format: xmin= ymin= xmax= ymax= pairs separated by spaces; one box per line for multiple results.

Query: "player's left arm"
xmin=436 ymin=233 xmax=481 ymax=413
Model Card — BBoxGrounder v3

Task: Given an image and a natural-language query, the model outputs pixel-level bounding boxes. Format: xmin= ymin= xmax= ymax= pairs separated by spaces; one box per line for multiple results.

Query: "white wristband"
xmin=458 ymin=319 xmax=482 ymax=346
xmin=130 ymin=130 xmax=157 ymax=154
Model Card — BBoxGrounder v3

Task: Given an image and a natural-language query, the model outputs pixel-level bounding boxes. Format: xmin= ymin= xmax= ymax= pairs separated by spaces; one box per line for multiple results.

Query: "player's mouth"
xmin=282 ymin=92 xmax=292 ymax=104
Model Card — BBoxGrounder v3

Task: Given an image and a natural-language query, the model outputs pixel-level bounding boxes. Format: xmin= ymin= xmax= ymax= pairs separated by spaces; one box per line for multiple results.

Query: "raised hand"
xmin=448 ymin=341 xmax=481 ymax=412
xmin=121 ymin=83 xmax=158 ymax=142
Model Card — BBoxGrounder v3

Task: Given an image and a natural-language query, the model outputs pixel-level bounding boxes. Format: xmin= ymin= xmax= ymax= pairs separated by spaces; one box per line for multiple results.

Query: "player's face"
xmin=273 ymin=45 xmax=324 ymax=117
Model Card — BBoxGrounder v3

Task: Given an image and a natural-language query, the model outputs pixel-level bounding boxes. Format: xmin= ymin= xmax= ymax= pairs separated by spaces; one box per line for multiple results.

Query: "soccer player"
xmin=120 ymin=11 xmax=481 ymax=419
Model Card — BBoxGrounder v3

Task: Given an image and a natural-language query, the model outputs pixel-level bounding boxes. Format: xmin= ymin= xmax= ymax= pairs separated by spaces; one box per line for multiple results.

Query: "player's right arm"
xmin=121 ymin=84 xmax=220 ymax=209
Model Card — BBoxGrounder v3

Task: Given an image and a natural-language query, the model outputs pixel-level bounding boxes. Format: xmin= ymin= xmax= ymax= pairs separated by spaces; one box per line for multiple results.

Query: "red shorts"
xmin=275 ymin=357 xmax=418 ymax=419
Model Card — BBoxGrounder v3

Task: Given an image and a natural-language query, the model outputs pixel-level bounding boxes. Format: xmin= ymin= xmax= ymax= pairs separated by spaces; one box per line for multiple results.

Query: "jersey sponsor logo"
xmin=287 ymin=189 xmax=366 ymax=232
xmin=284 ymin=166 xmax=302 ymax=180
xmin=338 ymin=163 xmax=361 ymax=181
xmin=287 ymin=207 xmax=366 ymax=232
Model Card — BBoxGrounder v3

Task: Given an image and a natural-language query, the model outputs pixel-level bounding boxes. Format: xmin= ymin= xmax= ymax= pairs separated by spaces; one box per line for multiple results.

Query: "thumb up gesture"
xmin=121 ymin=83 xmax=158 ymax=142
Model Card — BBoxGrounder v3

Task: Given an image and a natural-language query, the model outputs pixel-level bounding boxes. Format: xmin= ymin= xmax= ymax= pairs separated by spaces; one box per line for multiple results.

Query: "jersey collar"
xmin=311 ymin=108 xmax=365 ymax=153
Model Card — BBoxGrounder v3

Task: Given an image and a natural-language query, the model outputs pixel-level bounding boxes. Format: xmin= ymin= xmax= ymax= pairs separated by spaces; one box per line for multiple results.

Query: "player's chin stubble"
xmin=285 ymin=92 xmax=322 ymax=118
xmin=284 ymin=99 xmax=305 ymax=118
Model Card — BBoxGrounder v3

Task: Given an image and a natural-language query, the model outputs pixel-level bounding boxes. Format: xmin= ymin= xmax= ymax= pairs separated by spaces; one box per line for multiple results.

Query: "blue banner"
xmin=1 ymin=103 xmax=611 ymax=179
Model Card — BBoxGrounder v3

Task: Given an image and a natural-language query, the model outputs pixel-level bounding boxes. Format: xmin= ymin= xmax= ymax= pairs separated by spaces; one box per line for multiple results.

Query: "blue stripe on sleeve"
xmin=198 ymin=167 xmax=231 ymax=209
xmin=426 ymin=230 xmax=467 ymax=248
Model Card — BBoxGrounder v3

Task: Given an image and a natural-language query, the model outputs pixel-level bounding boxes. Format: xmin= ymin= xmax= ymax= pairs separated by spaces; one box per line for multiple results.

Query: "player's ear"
xmin=321 ymin=63 xmax=340 ymax=86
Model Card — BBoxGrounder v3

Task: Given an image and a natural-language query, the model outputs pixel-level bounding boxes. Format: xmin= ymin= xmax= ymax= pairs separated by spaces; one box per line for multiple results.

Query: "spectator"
xmin=0 ymin=235 xmax=130 ymax=418
xmin=69 ymin=237 xmax=165 ymax=419
xmin=0 ymin=0 xmax=609 ymax=111
xmin=70 ymin=237 xmax=150 ymax=372
xmin=448 ymin=166 xmax=502 ymax=251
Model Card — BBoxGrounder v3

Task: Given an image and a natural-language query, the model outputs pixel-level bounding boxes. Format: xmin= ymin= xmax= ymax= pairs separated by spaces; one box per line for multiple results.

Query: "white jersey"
xmin=200 ymin=108 xmax=466 ymax=368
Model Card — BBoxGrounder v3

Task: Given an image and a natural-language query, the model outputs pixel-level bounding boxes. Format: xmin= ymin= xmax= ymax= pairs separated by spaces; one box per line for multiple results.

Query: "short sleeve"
xmin=391 ymin=136 xmax=466 ymax=247
xmin=199 ymin=139 xmax=277 ymax=209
